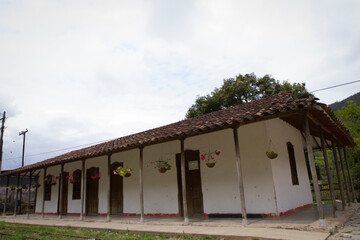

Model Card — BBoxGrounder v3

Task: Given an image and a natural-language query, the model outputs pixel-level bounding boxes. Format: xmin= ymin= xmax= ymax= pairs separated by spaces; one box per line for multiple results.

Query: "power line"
xmin=311 ymin=80 xmax=360 ymax=93
xmin=3 ymin=137 xmax=117 ymax=161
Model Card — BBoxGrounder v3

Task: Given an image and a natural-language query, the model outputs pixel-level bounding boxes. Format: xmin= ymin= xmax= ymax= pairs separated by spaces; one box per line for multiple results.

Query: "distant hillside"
xmin=329 ymin=92 xmax=360 ymax=112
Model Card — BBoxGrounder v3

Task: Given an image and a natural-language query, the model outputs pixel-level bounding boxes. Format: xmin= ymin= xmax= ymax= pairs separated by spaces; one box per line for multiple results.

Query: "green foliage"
xmin=113 ymin=166 xmax=133 ymax=177
xmin=335 ymin=101 xmax=360 ymax=196
xmin=336 ymin=101 xmax=360 ymax=158
xmin=336 ymin=101 xmax=360 ymax=140
xmin=186 ymin=73 xmax=313 ymax=118
xmin=150 ymin=159 xmax=172 ymax=170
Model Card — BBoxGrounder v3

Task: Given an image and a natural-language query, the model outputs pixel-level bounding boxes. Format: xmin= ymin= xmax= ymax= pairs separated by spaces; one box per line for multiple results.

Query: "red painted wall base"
xmin=36 ymin=212 xmax=179 ymax=217
xmin=265 ymin=203 xmax=314 ymax=217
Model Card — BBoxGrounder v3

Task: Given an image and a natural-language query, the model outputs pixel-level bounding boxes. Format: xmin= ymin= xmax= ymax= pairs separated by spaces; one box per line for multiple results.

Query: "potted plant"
xmin=66 ymin=174 xmax=80 ymax=184
xmin=45 ymin=175 xmax=58 ymax=185
xmin=21 ymin=185 xmax=28 ymax=190
xmin=113 ymin=166 xmax=133 ymax=177
xmin=151 ymin=159 xmax=172 ymax=173
xmin=32 ymin=183 xmax=41 ymax=189
xmin=266 ymin=151 xmax=278 ymax=159
xmin=201 ymin=150 xmax=221 ymax=168
xmin=90 ymin=172 xmax=101 ymax=180
xmin=9 ymin=185 xmax=16 ymax=191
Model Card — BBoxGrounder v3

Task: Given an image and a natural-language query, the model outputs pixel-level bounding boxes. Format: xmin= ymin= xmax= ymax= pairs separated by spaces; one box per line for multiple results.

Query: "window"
xmin=44 ymin=175 xmax=52 ymax=201
xmin=72 ymin=169 xmax=81 ymax=200
xmin=287 ymin=142 xmax=299 ymax=185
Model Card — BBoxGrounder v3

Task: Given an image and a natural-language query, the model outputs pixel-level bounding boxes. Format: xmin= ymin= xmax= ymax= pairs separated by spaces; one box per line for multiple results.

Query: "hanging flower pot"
xmin=266 ymin=151 xmax=278 ymax=159
xmin=158 ymin=168 xmax=167 ymax=173
xmin=66 ymin=172 xmax=81 ymax=184
xmin=45 ymin=175 xmax=58 ymax=185
xmin=9 ymin=185 xmax=16 ymax=191
xmin=201 ymin=150 xmax=221 ymax=168
xmin=114 ymin=166 xmax=133 ymax=177
xmin=150 ymin=159 xmax=171 ymax=173
xmin=206 ymin=162 xmax=216 ymax=168
xmin=266 ymin=139 xmax=278 ymax=159
xmin=90 ymin=173 xmax=101 ymax=180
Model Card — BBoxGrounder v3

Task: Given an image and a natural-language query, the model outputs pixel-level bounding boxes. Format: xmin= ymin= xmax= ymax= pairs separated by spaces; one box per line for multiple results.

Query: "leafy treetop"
xmin=336 ymin=100 xmax=360 ymax=156
xmin=186 ymin=73 xmax=314 ymax=118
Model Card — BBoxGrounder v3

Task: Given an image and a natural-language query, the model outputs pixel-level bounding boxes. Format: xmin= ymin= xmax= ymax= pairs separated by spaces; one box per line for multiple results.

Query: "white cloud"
xmin=0 ymin=0 xmax=359 ymax=170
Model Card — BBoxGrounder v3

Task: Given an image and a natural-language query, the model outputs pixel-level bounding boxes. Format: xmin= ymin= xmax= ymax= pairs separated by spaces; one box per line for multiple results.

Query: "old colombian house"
xmin=2 ymin=93 xmax=356 ymax=225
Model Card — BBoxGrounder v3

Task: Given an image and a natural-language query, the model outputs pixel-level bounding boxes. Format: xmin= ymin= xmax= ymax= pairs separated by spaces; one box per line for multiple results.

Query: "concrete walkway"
xmin=1 ymin=203 xmax=359 ymax=240
xmin=0 ymin=217 xmax=329 ymax=240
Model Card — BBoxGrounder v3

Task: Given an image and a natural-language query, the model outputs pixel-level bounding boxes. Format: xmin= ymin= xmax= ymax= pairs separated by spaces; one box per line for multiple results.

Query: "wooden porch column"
xmin=107 ymin=154 xmax=111 ymax=222
xmin=139 ymin=147 xmax=144 ymax=223
xmin=3 ymin=176 xmax=9 ymax=216
xmin=58 ymin=163 xmax=64 ymax=219
xmin=42 ymin=167 xmax=47 ymax=218
xmin=19 ymin=175 xmax=24 ymax=213
xmin=14 ymin=173 xmax=20 ymax=217
xmin=320 ymin=129 xmax=337 ymax=217
xmin=331 ymin=138 xmax=346 ymax=211
xmin=80 ymin=159 xmax=85 ymax=221
xmin=304 ymin=115 xmax=324 ymax=224
xmin=34 ymin=173 xmax=39 ymax=215
xmin=27 ymin=171 xmax=32 ymax=219
xmin=180 ymin=138 xmax=189 ymax=225
xmin=232 ymin=126 xmax=247 ymax=226
xmin=338 ymin=144 xmax=351 ymax=206
xmin=343 ymin=147 xmax=357 ymax=203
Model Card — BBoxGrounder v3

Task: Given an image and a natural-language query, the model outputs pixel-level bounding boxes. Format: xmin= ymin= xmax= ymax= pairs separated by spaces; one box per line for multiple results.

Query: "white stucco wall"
xmin=184 ymin=124 xmax=277 ymax=215
xmin=266 ymin=118 xmax=313 ymax=214
xmin=111 ymin=149 xmax=140 ymax=214
xmin=35 ymin=165 xmax=61 ymax=214
xmin=63 ymin=161 xmax=82 ymax=214
xmin=142 ymin=141 xmax=179 ymax=215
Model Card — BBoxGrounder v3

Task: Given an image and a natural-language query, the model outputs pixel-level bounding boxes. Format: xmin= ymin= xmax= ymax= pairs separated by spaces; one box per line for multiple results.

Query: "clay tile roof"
xmin=3 ymin=92 xmax=355 ymax=176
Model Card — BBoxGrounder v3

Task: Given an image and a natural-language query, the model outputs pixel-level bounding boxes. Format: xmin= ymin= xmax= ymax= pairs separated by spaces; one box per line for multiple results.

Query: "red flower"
xmin=215 ymin=151 xmax=220 ymax=156
xmin=201 ymin=154 xmax=206 ymax=160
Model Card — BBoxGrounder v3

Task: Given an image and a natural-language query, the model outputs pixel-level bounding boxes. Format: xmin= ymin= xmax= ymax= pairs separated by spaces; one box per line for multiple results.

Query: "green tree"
xmin=335 ymin=101 xmax=360 ymax=197
xmin=186 ymin=73 xmax=313 ymax=118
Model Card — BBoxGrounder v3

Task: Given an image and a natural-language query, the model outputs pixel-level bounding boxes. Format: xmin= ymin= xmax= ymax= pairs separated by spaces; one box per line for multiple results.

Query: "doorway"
xmin=57 ymin=172 xmax=68 ymax=215
xmin=86 ymin=167 xmax=99 ymax=216
xmin=176 ymin=150 xmax=204 ymax=217
xmin=110 ymin=162 xmax=123 ymax=215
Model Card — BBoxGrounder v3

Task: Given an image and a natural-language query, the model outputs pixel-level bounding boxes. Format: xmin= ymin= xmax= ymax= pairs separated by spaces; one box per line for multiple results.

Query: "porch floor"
xmin=1 ymin=203 xmax=359 ymax=240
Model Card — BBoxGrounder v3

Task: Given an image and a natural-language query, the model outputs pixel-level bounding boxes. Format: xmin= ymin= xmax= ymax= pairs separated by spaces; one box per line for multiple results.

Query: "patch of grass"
xmin=0 ymin=221 xmax=215 ymax=240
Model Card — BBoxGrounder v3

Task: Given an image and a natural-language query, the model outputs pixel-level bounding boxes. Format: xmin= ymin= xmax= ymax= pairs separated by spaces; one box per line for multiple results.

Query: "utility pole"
xmin=19 ymin=129 xmax=28 ymax=167
xmin=18 ymin=128 xmax=28 ymax=214
xmin=0 ymin=111 xmax=6 ymax=175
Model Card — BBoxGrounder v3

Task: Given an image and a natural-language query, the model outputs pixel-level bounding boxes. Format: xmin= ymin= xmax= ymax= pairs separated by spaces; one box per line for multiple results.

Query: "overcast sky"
xmin=1 ymin=0 xmax=359 ymax=170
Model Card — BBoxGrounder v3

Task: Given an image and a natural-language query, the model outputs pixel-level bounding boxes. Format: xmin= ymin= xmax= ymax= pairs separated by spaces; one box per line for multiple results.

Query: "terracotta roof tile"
xmin=3 ymin=92 xmax=355 ymax=176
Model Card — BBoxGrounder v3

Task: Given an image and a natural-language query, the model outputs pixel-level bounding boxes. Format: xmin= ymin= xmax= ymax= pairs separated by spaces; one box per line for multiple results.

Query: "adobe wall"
xmin=266 ymin=118 xmax=313 ymax=215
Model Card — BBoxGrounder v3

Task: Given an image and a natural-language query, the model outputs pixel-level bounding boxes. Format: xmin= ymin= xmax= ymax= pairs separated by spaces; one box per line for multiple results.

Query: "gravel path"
xmin=328 ymin=206 xmax=360 ymax=239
